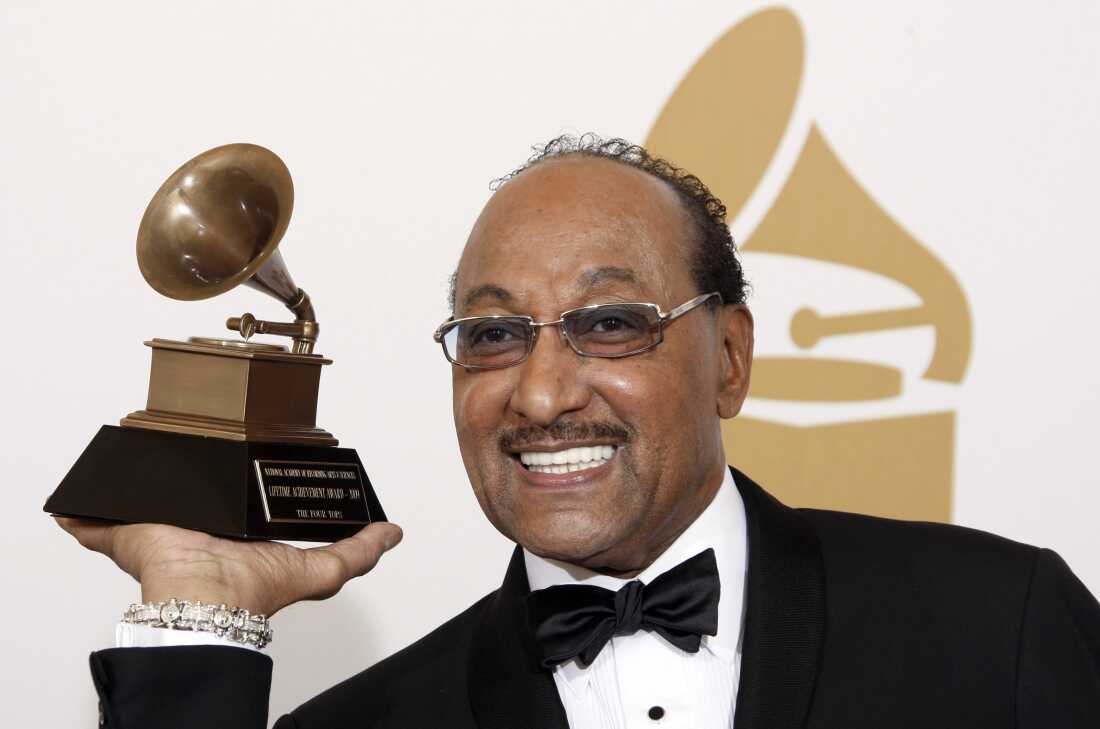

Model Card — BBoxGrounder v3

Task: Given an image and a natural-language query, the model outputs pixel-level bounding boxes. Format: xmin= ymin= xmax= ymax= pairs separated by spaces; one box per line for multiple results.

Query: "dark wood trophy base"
xmin=44 ymin=425 xmax=385 ymax=542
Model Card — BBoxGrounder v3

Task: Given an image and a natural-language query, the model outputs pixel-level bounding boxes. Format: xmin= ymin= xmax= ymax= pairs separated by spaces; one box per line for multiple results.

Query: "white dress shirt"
xmin=116 ymin=469 xmax=748 ymax=727
xmin=115 ymin=621 xmax=261 ymax=651
xmin=524 ymin=468 xmax=747 ymax=729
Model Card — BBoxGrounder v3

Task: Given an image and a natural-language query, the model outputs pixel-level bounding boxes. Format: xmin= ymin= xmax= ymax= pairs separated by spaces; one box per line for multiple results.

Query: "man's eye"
xmin=573 ymin=307 xmax=651 ymax=337
xmin=463 ymin=321 xmax=527 ymax=350
xmin=474 ymin=326 xmax=516 ymax=344
xmin=591 ymin=316 xmax=635 ymax=333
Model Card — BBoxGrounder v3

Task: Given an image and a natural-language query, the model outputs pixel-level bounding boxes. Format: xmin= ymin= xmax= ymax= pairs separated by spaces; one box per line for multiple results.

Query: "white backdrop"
xmin=3 ymin=2 xmax=1098 ymax=726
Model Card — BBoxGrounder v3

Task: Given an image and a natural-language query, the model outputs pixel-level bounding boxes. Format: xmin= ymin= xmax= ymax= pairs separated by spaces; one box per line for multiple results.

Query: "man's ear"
xmin=716 ymin=305 xmax=754 ymax=419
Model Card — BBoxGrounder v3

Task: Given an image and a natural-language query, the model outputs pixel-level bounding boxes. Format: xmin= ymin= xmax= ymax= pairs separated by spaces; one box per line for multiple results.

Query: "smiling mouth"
xmin=517 ymin=445 xmax=617 ymax=475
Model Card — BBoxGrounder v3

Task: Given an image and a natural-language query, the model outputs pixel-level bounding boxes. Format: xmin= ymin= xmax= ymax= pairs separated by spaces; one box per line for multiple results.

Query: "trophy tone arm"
xmin=227 ymin=288 xmax=320 ymax=355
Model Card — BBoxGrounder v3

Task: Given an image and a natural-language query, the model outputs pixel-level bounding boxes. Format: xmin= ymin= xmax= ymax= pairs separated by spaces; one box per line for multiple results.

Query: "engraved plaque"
xmin=255 ymin=460 xmax=371 ymax=525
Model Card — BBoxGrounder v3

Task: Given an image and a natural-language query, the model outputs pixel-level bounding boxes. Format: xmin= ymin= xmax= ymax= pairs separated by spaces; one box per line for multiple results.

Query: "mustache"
xmin=500 ymin=421 xmax=634 ymax=452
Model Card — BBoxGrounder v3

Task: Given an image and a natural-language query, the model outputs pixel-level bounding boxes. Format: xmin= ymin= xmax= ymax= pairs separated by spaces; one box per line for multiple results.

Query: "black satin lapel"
xmin=732 ymin=467 xmax=826 ymax=729
xmin=468 ymin=546 xmax=570 ymax=729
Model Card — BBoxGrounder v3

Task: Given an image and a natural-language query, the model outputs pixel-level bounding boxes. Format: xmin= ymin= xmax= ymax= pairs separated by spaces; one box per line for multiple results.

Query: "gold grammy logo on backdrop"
xmin=646 ymin=8 xmax=972 ymax=521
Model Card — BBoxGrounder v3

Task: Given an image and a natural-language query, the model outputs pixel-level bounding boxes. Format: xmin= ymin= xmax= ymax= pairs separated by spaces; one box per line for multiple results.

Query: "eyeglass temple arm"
xmin=662 ymin=291 xmax=722 ymax=321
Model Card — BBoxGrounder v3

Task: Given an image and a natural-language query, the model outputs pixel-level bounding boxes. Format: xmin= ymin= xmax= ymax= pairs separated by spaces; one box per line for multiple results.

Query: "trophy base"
xmin=121 ymin=409 xmax=337 ymax=445
xmin=44 ymin=425 xmax=386 ymax=542
xmin=118 ymin=338 xmax=338 ymax=445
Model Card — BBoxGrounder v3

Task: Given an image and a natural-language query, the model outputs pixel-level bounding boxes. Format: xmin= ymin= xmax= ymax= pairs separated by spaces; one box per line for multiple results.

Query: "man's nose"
xmin=507 ymin=326 xmax=591 ymax=426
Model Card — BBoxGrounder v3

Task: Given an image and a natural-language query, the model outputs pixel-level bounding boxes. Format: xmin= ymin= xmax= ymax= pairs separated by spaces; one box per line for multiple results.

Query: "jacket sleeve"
xmin=1016 ymin=548 xmax=1100 ymax=726
xmin=90 ymin=646 xmax=272 ymax=729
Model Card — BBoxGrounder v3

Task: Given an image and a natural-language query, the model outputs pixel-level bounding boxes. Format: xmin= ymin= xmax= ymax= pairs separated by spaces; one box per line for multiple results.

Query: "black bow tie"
xmin=525 ymin=548 xmax=720 ymax=669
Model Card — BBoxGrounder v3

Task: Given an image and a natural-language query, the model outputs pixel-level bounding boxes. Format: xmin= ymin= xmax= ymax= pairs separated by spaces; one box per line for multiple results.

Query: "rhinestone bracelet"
xmin=122 ymin=598 xmax=273 ymax=649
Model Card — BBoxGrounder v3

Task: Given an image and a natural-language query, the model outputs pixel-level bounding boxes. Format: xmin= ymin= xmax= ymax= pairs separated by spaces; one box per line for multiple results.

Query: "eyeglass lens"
xmin=443 ymin=304 xmax=661 ymax=367
xmin=444 ymin=317 xmax=531 ymax=368
xmin=564 ymin=304 xmax=659 ymax=355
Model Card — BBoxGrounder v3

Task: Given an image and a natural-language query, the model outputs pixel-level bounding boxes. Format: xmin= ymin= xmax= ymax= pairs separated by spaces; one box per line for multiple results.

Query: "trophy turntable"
xmin=44 ymin=143 xmax=385 ymax=541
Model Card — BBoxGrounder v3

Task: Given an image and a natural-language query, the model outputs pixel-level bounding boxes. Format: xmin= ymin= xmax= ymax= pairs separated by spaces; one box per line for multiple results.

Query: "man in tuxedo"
xmin=60 ymin=136 xmax=1100 ymax=728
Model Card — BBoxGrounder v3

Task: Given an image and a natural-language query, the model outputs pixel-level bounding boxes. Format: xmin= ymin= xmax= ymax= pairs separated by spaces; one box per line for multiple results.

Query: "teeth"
xmin=519 ymin=445 xmax=616 ymax=474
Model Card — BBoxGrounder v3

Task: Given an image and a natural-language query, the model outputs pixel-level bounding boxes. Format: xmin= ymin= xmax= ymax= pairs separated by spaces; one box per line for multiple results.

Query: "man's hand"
xmin=54 ymin=517 xmax=403 ymax=616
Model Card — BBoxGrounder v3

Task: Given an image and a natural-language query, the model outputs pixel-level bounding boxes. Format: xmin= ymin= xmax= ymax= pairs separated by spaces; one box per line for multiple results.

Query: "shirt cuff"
xmin=114 ymin=622 xmax=262 ymax=652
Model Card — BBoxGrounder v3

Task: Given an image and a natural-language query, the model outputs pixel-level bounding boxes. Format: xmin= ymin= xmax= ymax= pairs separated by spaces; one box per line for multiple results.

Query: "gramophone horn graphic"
xmin=647 ymin=8 xmax=972 ymax=521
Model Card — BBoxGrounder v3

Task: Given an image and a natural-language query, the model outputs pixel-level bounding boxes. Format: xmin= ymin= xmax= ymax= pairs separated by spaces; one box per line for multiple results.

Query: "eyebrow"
xmin=578 ymin=266 xmax=639 ymax=289
xmin=460 ymin=267 xmax=642 ymax=312
xmin=462 ymin=283 xmax=513 ymax=311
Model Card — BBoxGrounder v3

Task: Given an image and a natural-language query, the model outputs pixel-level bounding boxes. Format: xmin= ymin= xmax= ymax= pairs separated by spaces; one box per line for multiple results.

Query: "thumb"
xmin=298 ymin=522 xmax=403 ymax=601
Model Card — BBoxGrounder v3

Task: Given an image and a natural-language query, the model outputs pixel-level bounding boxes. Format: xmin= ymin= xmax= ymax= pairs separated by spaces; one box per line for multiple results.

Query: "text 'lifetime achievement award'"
xmin=44 ymin=143 xmax=385 ymax=541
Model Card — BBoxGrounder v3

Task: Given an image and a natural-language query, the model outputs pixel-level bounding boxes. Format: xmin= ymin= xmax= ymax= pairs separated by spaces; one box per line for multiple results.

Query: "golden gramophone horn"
xmin=136 ymin=143 xmax=318 ymax=353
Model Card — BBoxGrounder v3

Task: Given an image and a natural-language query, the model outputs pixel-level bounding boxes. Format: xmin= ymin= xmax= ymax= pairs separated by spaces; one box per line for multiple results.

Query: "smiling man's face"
xmin=450 ymin=155 xmax=753 ymax=575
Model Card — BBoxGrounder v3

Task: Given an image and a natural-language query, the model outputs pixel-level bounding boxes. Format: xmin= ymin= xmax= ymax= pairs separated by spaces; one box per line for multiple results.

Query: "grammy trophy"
xmin=44 ymin=143 xmax=385 ymax=542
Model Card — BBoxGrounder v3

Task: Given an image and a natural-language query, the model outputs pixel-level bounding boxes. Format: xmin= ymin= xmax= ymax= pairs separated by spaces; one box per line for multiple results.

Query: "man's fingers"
xmin=318 ymin=522 xmax=403 ymax=580
xmin=53 ymin=516 xmax=120 ymax=556
xmin=55 ymin=515 xmax=403 ymax=610
xmin=300 ymin=522 xmax=403 ymax=599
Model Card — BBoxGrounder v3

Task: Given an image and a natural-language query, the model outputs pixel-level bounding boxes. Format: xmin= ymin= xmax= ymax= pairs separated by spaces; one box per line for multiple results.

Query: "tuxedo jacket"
xmin=91 ymin=469 xmax=1100 ymax=728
